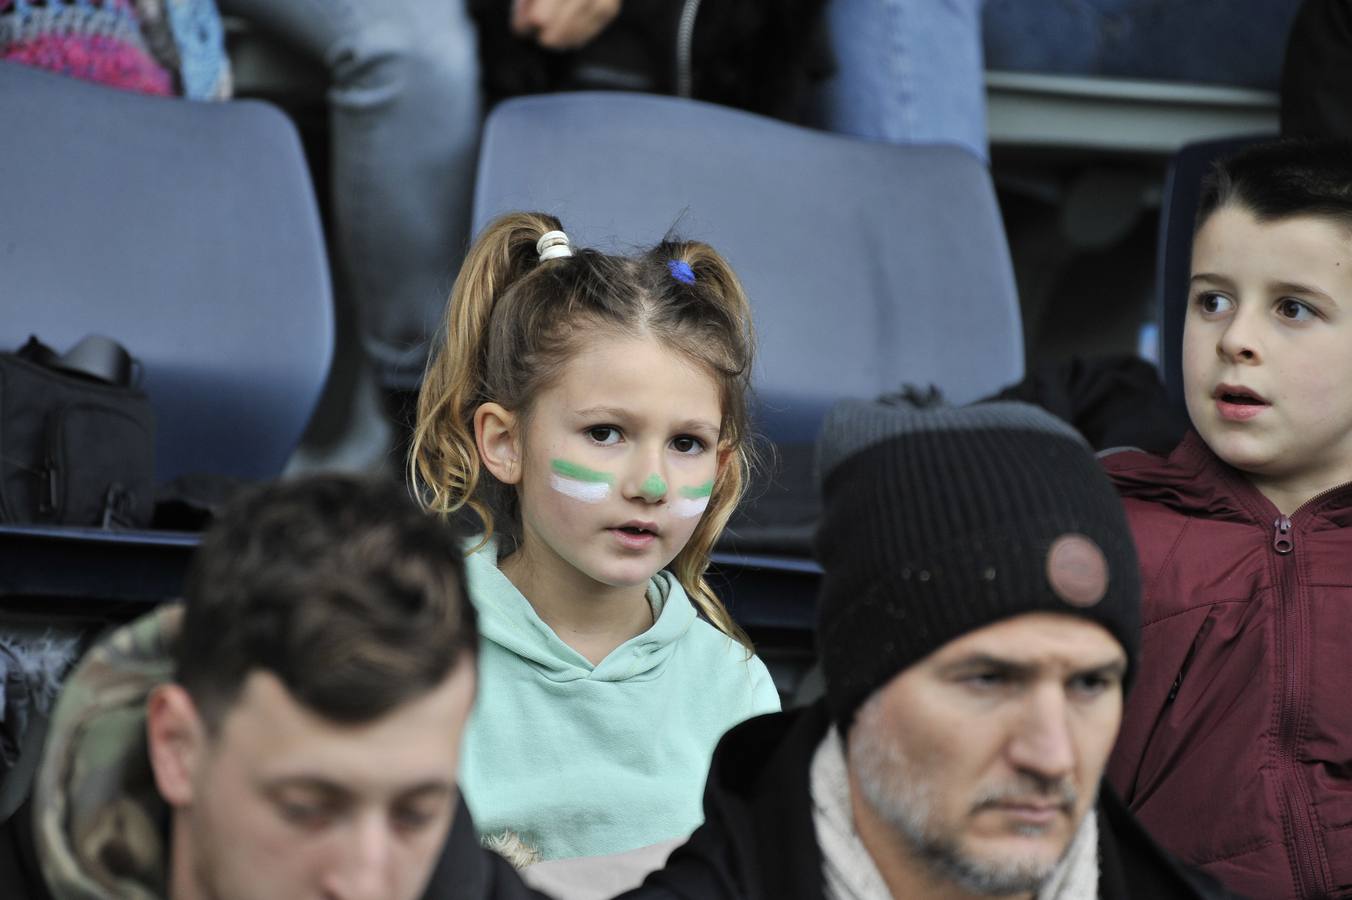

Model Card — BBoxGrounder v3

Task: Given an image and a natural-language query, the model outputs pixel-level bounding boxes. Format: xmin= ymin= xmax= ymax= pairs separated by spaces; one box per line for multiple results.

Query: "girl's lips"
xmin=1216 ymin=398 xmax=1268 ymax=421
xmin=608 ymin=527 xmax=657 ymax=550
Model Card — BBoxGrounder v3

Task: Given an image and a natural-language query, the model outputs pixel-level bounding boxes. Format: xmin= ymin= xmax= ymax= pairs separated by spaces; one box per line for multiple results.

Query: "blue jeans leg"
xmin=219 ymin=0 xmax=482 ymax=387
xmin=818 ymin=0 xmax=988 ymax=163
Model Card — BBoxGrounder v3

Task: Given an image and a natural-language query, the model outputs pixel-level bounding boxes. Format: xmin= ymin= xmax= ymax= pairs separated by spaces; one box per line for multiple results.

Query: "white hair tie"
xmin=536 ymin=230 xmax=573 ymax=262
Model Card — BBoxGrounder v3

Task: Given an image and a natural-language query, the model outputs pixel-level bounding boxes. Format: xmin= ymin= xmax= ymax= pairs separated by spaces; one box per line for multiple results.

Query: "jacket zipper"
xmin=675 ymin=0 xmax=702 ymax=98
xmin=1270 ymin=516 xmax=1328 ymax=896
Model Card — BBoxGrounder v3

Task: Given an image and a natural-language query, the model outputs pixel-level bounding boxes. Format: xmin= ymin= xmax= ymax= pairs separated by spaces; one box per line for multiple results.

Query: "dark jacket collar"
xmin=633 ymin=699 xmax=1237 ymax=899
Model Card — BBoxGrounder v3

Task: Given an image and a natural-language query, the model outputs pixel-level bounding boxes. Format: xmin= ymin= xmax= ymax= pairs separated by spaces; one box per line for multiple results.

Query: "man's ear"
xmin=474 ymin=403 xmax=522 ymax=485
xmin=145 ymin=684 xmax=207 ymax=809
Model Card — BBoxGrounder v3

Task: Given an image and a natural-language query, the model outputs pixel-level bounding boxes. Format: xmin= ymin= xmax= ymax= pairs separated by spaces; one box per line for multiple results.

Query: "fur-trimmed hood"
xmin=32 ymin=605 xmax=180 ymax=900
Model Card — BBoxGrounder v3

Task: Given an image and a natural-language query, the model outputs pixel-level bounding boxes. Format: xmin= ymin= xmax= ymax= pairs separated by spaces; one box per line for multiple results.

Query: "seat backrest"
xmin=0 ymin=62 xmax=333 ymax=482
xmin=1155 ymin=134 xmax=1266 ymax=414
xmin=473 ymin=93 xmax=1022 ymax=441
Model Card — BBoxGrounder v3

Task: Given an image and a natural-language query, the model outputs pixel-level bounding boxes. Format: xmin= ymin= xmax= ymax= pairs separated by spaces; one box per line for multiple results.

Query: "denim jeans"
xmin=219 ymin=0 xmax=481 ymax=387
xmin=816 ymin=0 xmax=988 ymax=163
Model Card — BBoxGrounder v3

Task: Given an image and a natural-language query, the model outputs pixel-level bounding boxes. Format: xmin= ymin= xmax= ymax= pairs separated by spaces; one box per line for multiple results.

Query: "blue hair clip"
xmin=667 ymin=259 xmax=696 ymax=285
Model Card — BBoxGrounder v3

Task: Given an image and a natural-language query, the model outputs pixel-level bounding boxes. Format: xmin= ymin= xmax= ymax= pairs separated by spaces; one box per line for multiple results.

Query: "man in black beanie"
xmin=620 ymin=400 xmax=1234 ymax=900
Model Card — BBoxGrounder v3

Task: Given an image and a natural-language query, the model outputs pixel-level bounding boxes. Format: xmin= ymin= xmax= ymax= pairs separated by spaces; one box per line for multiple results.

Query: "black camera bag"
xmin=0 ymin=336 xmax=155 ymax=528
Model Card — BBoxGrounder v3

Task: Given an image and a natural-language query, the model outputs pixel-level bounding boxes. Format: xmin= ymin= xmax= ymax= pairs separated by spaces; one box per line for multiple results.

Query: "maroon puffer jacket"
xmin=1103 ymin=432 xmax=1352 ymax=900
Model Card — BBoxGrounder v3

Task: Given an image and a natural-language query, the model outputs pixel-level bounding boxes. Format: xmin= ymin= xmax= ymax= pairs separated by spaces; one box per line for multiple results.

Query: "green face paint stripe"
xmin=642 ymin=474 xmax=668 ymax=496
xmin=679 ymin=481 xmax=714 ymax=499
xmin=550 ymin=459 xmax=614 ymax=484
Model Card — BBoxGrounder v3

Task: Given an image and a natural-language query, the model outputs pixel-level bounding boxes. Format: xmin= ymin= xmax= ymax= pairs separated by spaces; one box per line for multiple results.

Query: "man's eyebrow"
xmin=394 ymin=781 xmax=456 ymax=802
xmin=937 ymin=654 xmax=1031 ymax=677
xmin=937 ymin=654 xmax=1128 ymax=678
xmin=261 ymin=776 xmax=352 ymax=800
xmin=1080 ymin=658 xmax=1129 ymax=679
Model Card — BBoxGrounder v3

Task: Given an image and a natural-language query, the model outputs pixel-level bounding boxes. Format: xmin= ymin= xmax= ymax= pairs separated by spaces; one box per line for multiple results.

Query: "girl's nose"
xmin=639 ymin=472 xmax=668 ymax=502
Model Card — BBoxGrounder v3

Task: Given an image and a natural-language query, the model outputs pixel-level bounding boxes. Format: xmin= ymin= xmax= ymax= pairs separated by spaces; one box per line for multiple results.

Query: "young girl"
xmin=411 ymin=212 xmax=781 ymax=863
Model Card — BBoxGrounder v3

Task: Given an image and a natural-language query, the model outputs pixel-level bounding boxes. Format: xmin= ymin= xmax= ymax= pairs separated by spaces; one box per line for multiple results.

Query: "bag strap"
xmin=14 ymin=335 xmax=140 ymax=388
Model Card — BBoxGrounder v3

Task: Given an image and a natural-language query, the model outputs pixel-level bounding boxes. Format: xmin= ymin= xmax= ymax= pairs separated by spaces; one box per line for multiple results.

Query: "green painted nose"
xmin=640 ymin=473 xmax=668 ymax=500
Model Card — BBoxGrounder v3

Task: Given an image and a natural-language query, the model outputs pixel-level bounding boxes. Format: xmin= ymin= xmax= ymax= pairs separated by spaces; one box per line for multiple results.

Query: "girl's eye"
xmin=1276 ymin=298 xmax=1316 ymax=321
xmin=587 ymin=426 xmax=621 ymax=445
xmin=1196 ymin=292 xmax=1234 ymax=315
xmin=670 ymin=435 xmax=705 ymax=455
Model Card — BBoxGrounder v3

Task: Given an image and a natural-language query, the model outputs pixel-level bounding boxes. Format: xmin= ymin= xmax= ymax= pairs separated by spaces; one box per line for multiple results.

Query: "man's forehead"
xmin=209 ymin=664 xmax=472 ymax=785
xmin=925 ymin=612 xmax=1126 ymax=669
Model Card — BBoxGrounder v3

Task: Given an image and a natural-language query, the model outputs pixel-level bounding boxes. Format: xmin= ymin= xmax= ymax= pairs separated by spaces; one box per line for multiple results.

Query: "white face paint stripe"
xmin=550 ymin=473 xmax=611 ymax=504
xmin=671 ymin=495 xmax=711 ymax=518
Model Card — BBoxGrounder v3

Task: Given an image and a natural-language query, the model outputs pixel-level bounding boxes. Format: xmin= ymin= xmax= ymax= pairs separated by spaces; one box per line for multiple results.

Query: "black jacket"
xmin=620 ymin=700 xmax=1240 ymax=900
xmin=0 ymin=793 xmax=549 ymax=900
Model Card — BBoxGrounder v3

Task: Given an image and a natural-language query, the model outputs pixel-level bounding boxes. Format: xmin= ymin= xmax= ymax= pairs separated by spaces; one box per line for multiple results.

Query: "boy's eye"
xmin=670 ymin=435 xmax=705 ymax=454
xmin=1196 ymin=291 xmax=1234 ymax=315
xmin=1276 ymin=298 xmax=1316 ymax=321
xmin=587 ymin=426 xmax=621 ymax=445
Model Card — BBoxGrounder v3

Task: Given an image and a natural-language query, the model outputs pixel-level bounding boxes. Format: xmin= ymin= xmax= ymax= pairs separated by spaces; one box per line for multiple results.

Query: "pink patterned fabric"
xmin=1 ymin=0 xmax=174 ymax=95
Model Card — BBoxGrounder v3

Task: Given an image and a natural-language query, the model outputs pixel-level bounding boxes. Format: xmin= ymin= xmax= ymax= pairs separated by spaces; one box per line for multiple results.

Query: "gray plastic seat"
xmin=0 ymin=62 xmax=332 ymax=609
xmin=473 ymin=92 xmax=1023 ymax=443
xmin=0 ymin=61 xmax=333 ymax=484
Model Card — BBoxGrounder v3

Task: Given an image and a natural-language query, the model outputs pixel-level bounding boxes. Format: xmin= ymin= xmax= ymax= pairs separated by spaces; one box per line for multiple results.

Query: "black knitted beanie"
xmin=814 ymin=399 xmax=1141 ymax=734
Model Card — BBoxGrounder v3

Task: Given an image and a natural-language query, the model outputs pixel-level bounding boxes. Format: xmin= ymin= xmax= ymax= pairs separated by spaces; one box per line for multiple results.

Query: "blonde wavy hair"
xmin=410 ymin=212 xmax=757 ymax=651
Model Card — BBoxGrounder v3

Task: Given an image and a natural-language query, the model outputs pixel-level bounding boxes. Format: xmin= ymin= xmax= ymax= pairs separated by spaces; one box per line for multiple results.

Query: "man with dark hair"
xmin=0 ymin=475 xmax=546 ymax=899
xmin=620 ymin=401 xmax=1232 ymax=900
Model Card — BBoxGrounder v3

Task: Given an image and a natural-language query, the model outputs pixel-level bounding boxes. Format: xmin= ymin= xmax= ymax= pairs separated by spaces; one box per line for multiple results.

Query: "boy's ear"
xmin=146 ymin=684 xmax=207 ymax=809
xmin=475 ymin=403 xmax=522 ymax=485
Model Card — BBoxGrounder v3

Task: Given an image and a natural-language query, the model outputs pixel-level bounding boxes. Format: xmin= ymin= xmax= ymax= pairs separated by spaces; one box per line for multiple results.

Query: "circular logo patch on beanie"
xmin=1046 ymin=534 xmax=1109 ymax=608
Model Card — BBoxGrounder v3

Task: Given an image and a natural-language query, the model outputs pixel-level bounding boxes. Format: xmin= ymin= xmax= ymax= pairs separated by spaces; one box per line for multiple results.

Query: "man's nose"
xmin=1006 ymin=686 xmax=1076 ymax=783
xmin=323 ymin=818 xmax=394 ymax=900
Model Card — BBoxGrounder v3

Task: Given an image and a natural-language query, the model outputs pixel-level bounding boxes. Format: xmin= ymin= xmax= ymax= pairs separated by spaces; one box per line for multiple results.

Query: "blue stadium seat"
xmin=472 ymin=92 xmax=1023 ymax=656
xmin=0 ymin=61 xmax=333 ymax=608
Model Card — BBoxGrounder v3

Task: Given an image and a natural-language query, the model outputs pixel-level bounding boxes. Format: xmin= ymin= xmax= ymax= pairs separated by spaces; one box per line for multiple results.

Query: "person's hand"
xmin=511 ymin=0 xmax=622 ymax=50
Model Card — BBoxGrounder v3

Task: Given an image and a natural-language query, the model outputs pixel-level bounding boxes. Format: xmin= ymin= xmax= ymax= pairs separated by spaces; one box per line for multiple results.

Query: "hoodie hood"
xmin=464 ymin=538 xmax=697 ymax=683
xmin=33 ymin=605 xmax=179 ymax=900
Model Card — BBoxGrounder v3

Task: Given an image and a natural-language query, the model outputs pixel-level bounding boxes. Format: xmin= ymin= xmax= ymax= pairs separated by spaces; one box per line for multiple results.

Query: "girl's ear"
xmin=716 ymin=444 xmax=734 ymax=480
xmin=475 ymin=403 xmax=522 ymax=485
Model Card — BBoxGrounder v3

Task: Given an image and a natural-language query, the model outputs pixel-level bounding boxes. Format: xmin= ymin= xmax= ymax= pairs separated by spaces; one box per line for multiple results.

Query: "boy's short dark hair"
xmin=1198 ymin=138 xmax=1352 ymax=233
xmin=175 ymin=475 xmax=475 ymax=730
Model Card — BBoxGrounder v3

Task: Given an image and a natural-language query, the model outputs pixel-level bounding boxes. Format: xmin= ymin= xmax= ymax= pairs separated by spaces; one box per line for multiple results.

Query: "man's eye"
xmin=963 ymin=671 xmax=1007 ymax=690
xmin=392 ymin=805 xmax=440 ymax=833
xmin=1069 ymin=674 xmax=1113 ymax=697
xmin=1276 ymin=298 xmax=1316 ymax=321
xmin=587 ymin=426 xmax=621 ymax=445
xmin=279 ymin=803 xmax=331 ymax=829
xmin=671 ymin=435 xmax=705 ymax=454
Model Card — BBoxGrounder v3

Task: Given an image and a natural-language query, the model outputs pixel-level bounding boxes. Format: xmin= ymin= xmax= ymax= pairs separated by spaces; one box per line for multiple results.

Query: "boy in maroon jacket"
xmin=1104 ymin=139 xmax=1352 ymax=900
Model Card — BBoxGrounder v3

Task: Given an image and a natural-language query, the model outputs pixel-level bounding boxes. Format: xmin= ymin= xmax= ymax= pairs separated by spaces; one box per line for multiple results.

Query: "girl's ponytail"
xmin=657 ymin=240 xmax=759 ymax=655
xmin=411 ymin=211 xmax=562 ymax=541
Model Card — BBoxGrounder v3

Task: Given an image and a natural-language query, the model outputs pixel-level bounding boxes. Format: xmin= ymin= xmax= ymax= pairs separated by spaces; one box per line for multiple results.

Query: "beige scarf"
xmin=809 ymin=728 xmax=1099 ymax=900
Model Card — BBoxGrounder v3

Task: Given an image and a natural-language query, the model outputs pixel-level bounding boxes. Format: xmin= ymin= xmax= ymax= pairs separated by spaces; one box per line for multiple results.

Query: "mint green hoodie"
xmin=459 ymin=539 xmax=780 ymax=862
